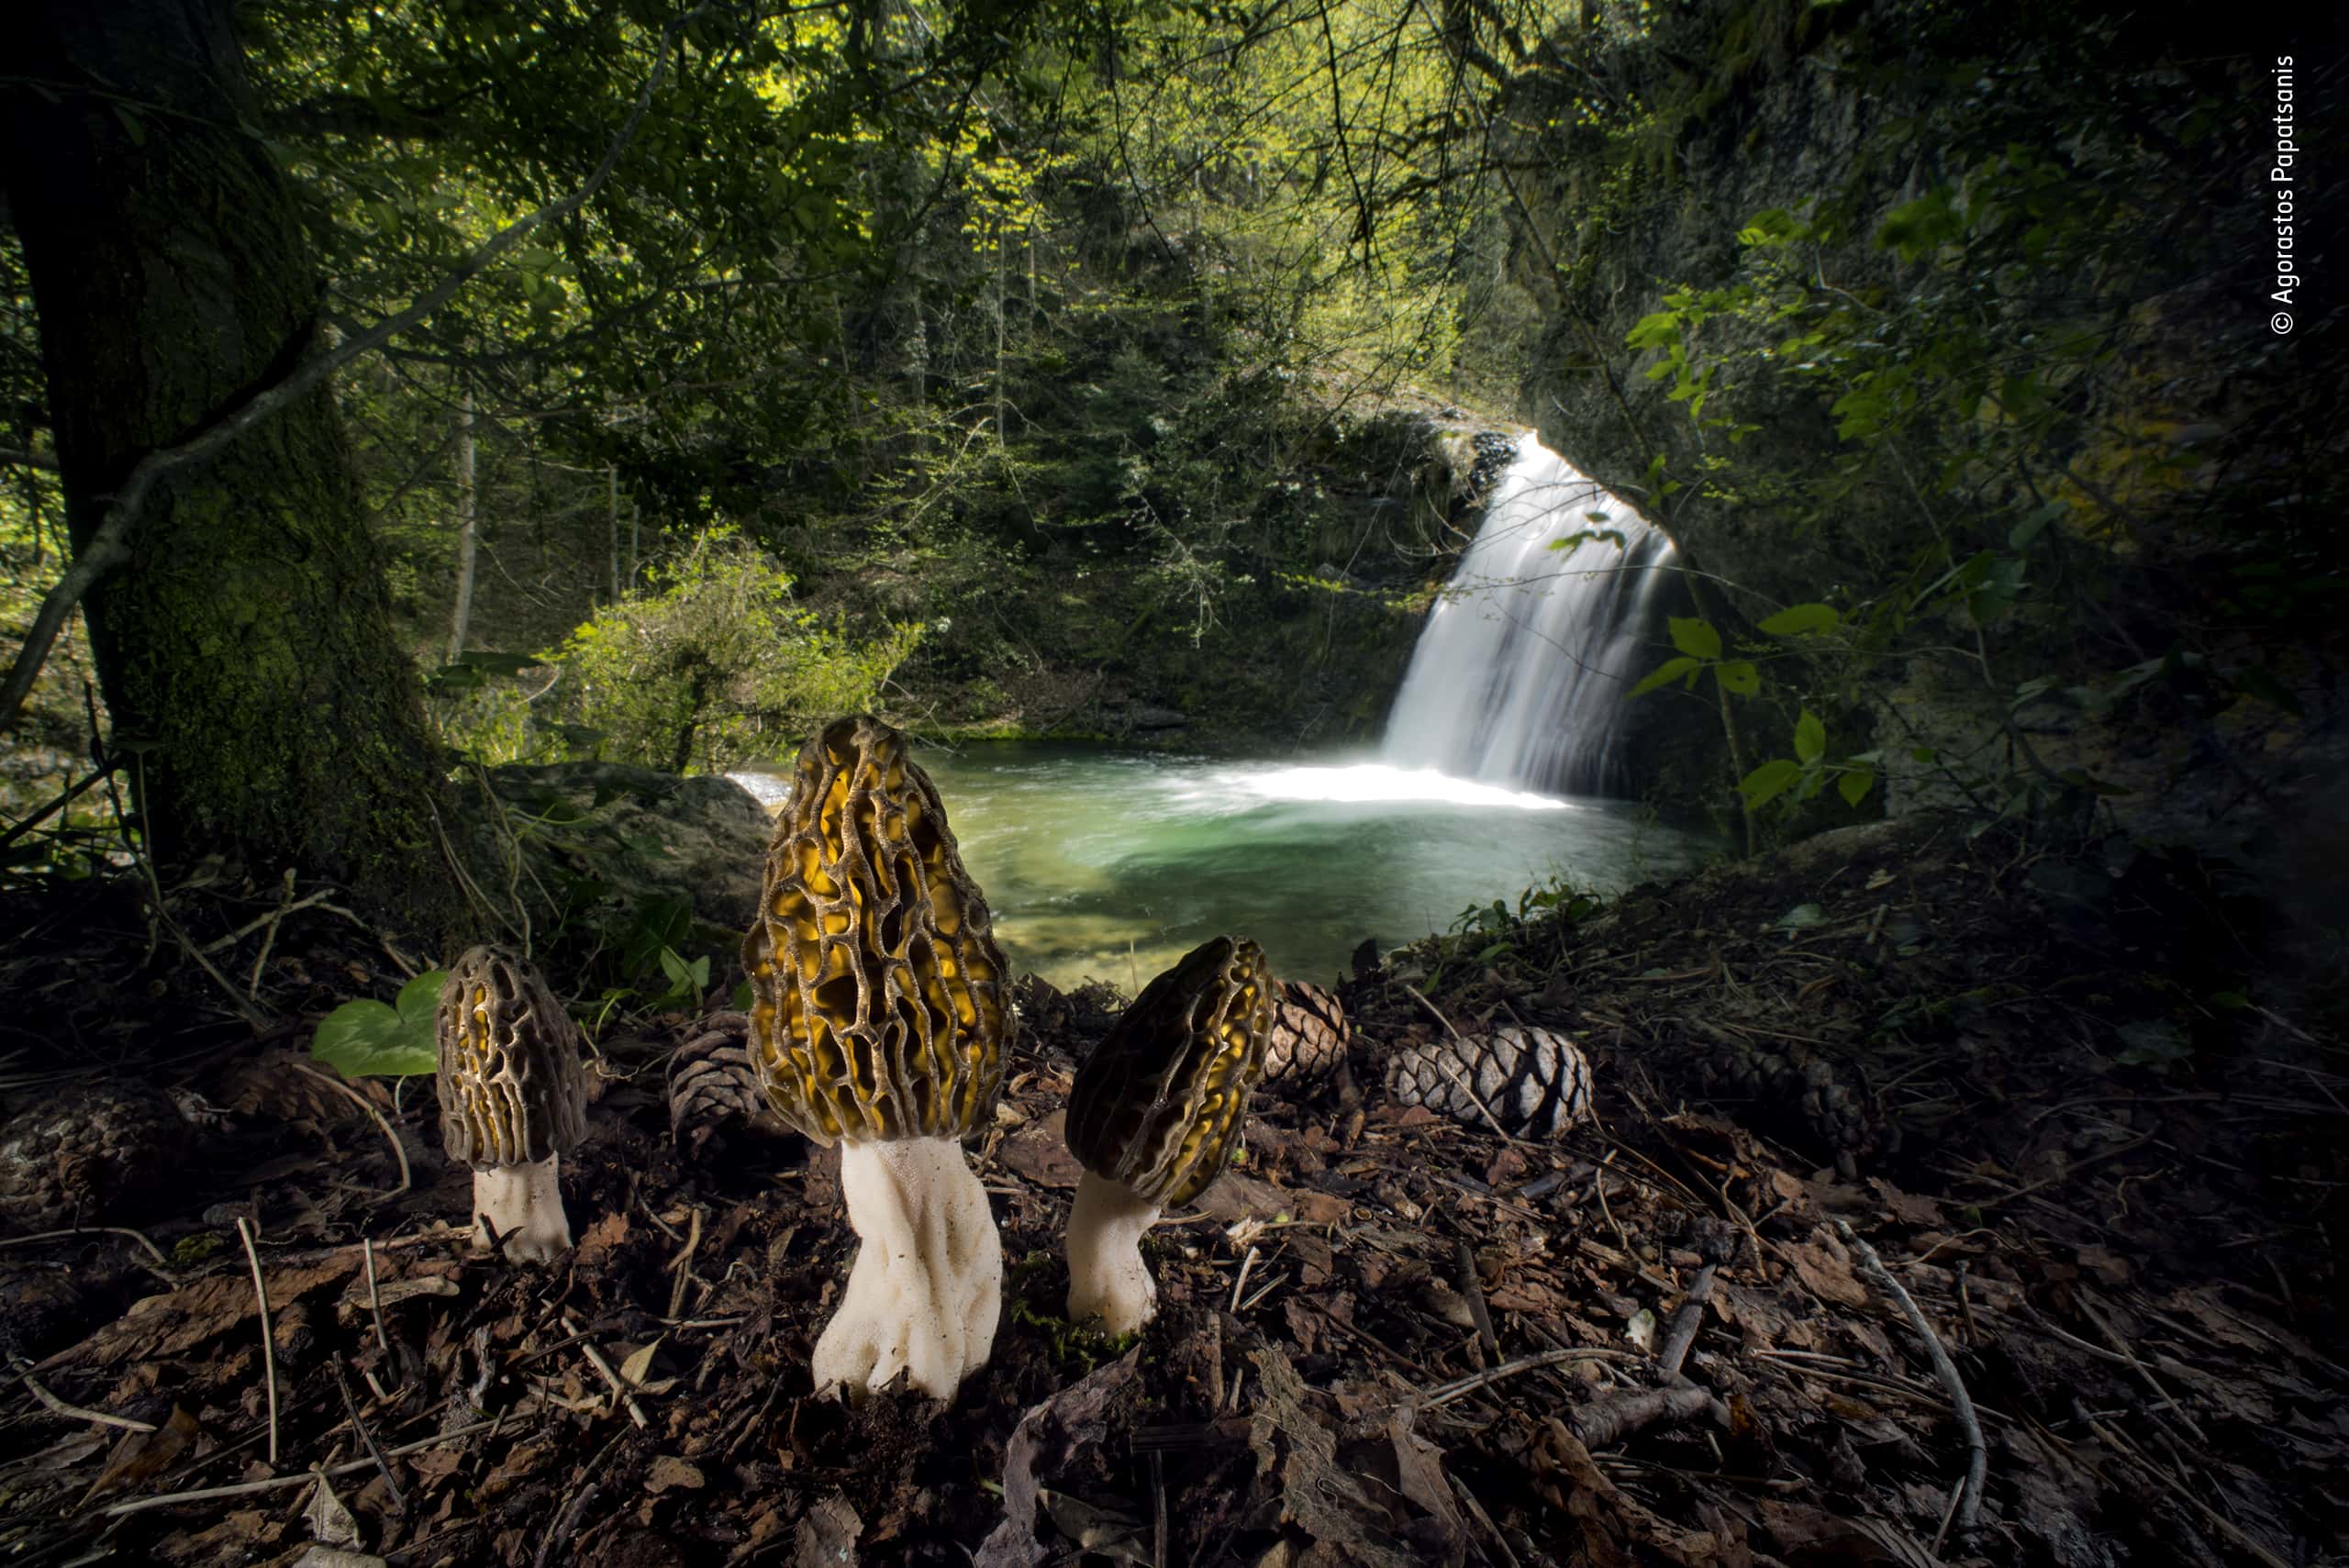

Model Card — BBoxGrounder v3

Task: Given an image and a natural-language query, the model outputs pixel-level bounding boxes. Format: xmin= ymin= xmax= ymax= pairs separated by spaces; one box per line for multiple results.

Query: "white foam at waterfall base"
xmin=1235 ymin=762 xmax=1571 ymax=811
xmin=1382 ymin=434 xmax=1675 ymax=795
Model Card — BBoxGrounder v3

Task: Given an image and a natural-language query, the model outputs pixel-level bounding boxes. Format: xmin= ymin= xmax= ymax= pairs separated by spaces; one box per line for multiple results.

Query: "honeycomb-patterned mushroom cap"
xmin=435 ymin=946 xmax=588 ymax=1169
xmin=1264 ymin=980 xmax=1350 ymax=1084
xmin=742 ymin=716 xmax=1009 ymax=1145
xmin=1065 ymin=936 xmax=1274 ymax=1207
xmin=1385 ymin=1024 xmax=1592 ymax=1140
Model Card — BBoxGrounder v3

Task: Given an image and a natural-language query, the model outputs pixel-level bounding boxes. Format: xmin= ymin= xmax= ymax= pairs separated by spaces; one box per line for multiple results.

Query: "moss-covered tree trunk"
xmin=6 ymin=0 xmax=464 ymax=937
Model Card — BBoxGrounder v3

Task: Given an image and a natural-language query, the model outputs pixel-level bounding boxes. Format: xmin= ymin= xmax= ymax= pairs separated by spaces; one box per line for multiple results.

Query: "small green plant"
xmin=310 ymin=971 xmax=450 ymax=1077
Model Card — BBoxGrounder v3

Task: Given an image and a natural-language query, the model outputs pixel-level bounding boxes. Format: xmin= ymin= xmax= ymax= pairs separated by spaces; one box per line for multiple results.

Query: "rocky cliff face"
xmin=1488 ymin=1 xmax=2343 ymax=845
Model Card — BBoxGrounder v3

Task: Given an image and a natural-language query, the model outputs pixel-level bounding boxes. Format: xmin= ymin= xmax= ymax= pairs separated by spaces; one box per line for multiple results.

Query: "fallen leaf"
xmin=1247 ymin=1343 xmax=1419 ymax=1568
xmin=573 ymin=1211 xmax=630 ymax=1270
xmin=974 ymin=1350 xmax=1141 ymax=1568
xmin=82 ymin=1257 xmax=361 ymax=1366
xmin=2076 ymin=1244 xmax=2132 ymax=1286
xmin=81 ymin=1405 xmax=197 ymax=1506
xmin=1866 ymin=1179 xmax=1944 ymax=1229
xmin=306 ymin=1470 xmax=362 ymax=1548
xmin=646 ymin=1456 xmax=706 ymax=1494
xmin=1787 ymin=1232 xmax=1871 ymax=1310
xmin=996 ymin=1112 xmax=1084 ymax=1189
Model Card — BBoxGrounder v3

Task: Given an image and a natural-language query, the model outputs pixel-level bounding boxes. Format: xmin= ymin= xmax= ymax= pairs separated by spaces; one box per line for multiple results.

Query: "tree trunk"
xmin=446 ymin=386 xmax=478 ymax=663
xmin=5 ymin=0 xmax=464 ymax=939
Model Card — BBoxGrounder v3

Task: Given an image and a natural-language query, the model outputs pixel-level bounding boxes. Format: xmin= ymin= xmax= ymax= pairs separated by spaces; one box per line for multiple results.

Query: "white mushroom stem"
xmin=1063 ymin=1168 xmax=1163 ymax=1336
xmin=471 ymin=1155 xmax=571 ymax=1265
xmin=813 ymin=1136 xmax=1002 ymax=1402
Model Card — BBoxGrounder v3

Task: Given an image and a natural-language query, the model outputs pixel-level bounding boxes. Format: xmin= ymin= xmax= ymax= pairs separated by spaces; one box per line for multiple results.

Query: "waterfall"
xmin=1382 ymin=434 xmax=1675 ymax=796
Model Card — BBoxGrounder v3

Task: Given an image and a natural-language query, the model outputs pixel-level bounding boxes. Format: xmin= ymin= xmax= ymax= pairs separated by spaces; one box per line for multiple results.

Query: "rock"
xmin=453 ymin=762 xmax=770 ymax=935
xmin=1125 ymin=706 xmax=1189 ymax=731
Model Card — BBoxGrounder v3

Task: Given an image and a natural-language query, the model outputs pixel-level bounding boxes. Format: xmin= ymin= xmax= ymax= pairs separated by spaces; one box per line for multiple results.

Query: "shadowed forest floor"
xmin=0 ymin=816 xmax=2342 ymax=1566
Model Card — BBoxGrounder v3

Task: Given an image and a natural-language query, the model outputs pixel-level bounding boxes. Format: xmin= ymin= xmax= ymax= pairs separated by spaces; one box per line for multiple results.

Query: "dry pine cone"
xmin=1264 ymin=980 xmax=1350 ymax=1084
xmin=666 ymin=1011 xmax=783 ymax=1148
xmin=1386 ymin=1024 xmax=1592 ymax=1140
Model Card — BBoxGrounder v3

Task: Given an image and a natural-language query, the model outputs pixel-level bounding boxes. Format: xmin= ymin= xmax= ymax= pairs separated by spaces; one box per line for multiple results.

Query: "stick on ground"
xmin=1835 ymin=1219 xmax=1986 ymax=1534
xmin=234 ymin=1216 xmax=279 ymax=1466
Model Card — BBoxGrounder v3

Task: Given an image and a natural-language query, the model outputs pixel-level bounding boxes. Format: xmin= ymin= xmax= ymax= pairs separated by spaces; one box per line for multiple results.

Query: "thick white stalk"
xmin=1064 ymin=1169 xmax=1163 ymax=1335
xmin=813 ymin=1137 xmax=1002 ymax=1401
xmin=472 ymin=1155 xmax=570 ymax=1264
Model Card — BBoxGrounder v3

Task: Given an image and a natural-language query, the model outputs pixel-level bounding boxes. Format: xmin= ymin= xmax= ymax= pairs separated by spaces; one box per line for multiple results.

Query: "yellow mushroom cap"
xmin=741 ymin=716 xmax=1010 ymax=1145
xmin=435 ymin=945 xmax=588 ymax=1170
xmin=1064 ymin=936 xmax=1274 ymax=1207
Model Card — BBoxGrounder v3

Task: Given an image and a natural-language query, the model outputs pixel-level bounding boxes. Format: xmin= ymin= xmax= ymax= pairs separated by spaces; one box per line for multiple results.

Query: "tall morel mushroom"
xmin=436 ymin=946 xmax=588 ymax=1263
xmin=743 ymin=716 xmax=1011 ymax=1401
xmin=1063 ymin=936 xmax=1274 ymax=1334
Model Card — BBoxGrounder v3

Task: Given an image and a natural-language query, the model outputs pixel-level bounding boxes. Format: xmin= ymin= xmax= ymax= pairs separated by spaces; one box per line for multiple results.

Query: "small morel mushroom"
xmin=1263 ymin=979 xmax=1350 ymax=1085
xmin=1062 ymin=936 xmax=1274 ymax=1335
xmin=436 ymin=946 xmax=588 ymax=1263
xmin=1385 ymin=1023 xmax=1591 ymax=1140
xmin=743 ymin=716 xmax=1011 ymax=1401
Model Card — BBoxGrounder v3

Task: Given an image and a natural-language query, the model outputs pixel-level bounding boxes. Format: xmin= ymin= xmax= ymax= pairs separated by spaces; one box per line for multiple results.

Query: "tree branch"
xmin=0 ymin=3 xmax=712 ymax=735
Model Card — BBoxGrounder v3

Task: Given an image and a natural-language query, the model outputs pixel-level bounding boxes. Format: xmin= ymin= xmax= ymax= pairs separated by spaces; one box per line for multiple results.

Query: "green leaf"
xmin=2234 ymin=666 xmax=2304 ymax=717
xmin=1837 ymin=767 xmax=1876 ymax=806
xmin=1625 ymin=310 xmax=1683 ymax=350
xmin=1714 ymin=660 xmax=1761 ymax=696
xmin=1631 ymin=656 xmax=1701 ymax=696
xmin=1667 ymin=617 xmax=1722 ymax=661
xmin=395 ymin=971 xmax=448 ymax=1028
xmin=2008 ymin=502 xmax=2064 ymax=551
xmin=2114 ymin=1018 xmax=2190 ymax=1067
xmin=1738 ymin=758 xmax=1803 ymax=810
xmin=313 ymin=1002 xmax=420 ymax=1078
xmin=1757 ymin=603 xmax=1839 ymax=637
xmin=1794 ymin=710 xmax=1827 ymax=763
xmin=309 ymin=967 xmax=450 ymax=1078
xmin=731 ymin=981 xmax=755 ymax=1011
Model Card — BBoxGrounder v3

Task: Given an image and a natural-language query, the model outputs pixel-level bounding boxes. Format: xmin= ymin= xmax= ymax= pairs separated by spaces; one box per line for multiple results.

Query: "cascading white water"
xmin=1382 ymin=434 xmax=1675 ymax=796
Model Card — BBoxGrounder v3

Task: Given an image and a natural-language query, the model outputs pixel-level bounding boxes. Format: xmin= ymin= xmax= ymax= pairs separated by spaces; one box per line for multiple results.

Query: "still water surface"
xmin=730 ymin=743 xmax=1716 ymax=992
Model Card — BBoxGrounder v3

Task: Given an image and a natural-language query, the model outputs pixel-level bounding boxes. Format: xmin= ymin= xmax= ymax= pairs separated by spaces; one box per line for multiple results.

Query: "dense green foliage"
xmin=4 ymin=0 xmax=2335 ymax=909
xmin=1503 ymin=0 xmax=2337 ymax=842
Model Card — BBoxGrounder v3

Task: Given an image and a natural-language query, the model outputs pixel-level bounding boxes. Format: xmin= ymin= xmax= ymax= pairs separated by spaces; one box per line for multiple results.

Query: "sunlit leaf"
xmin=1667 ymin=617 xmax=1721 ymax=661
xmin=1757 ymin=603 xmax=1838 ymax=636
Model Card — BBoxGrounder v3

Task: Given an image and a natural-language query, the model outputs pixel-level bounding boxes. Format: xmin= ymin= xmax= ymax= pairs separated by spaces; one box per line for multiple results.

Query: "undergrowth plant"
xmin=554 ymin=528 xmax=921 ymax=773
xmin=1617 ymin=99 xmax=2326 ymax=845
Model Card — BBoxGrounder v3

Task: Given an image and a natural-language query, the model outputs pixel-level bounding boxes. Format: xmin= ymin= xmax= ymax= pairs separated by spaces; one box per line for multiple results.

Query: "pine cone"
xmin=1385 ymin=1024 xmax=1592 ymax=1140
xmin=1264 ymin=980 xmax=1351 ymax=1084
xmin=666 ymin=1012 xmax=781 ymax=1152
xmin=0 ymin=1081 xmax=191 ymax=1232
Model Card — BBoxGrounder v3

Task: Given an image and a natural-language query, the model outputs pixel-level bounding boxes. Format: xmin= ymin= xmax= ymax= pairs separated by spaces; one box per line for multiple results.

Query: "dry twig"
xmin=234 ymin=1216 xmax=280 ymax=1466
xmin=292 ymin=1062 xmax=413 ymax=1196
xmin=1836 ymin=1219 xmax=1985 ymax=1535
xmin=23 ymin=1375 xmax=157 ymax=1433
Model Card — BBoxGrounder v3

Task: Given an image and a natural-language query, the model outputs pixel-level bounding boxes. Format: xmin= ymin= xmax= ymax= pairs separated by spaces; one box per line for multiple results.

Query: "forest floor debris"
xmin=0 ymin=813 xmax=2342 ymax=1565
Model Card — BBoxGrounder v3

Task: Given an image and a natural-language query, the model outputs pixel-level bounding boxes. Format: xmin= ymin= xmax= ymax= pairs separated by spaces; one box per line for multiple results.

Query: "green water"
xmin=730 ymin=743 xmax=1716 ymax=992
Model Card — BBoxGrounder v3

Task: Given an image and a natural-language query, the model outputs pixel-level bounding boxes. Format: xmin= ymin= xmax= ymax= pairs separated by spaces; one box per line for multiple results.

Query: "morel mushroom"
xmin=743 ymin=716 xmax=1011 ymax=1401
xmin=1385 ymin=1023 xmax=1591 ymax=1140
xmin=436 ymin=946 xmax=589 ymax=1263
xmin=1063 ymin=936 xmax=1274 ymax=1334
xmin=1263 ymin=979 xmax=1350 ymax=1085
